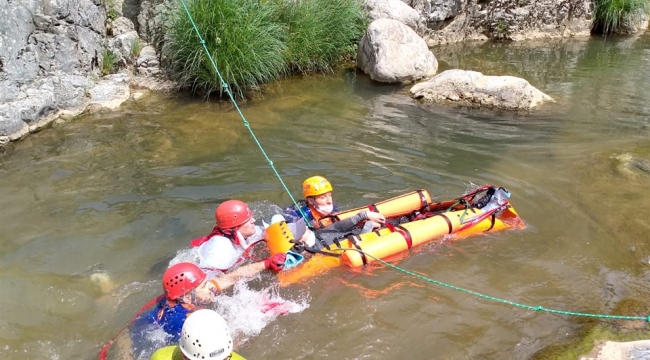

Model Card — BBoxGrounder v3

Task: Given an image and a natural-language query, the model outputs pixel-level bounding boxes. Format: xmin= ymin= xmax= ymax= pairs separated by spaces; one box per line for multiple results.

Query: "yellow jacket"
xmin=150 ymin=345 xmax=246 ymax=360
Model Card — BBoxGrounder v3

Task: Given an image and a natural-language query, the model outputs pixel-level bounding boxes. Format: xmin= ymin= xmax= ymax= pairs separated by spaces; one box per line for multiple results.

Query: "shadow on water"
xmin=1 ymin=33 xmax=650 ymax=359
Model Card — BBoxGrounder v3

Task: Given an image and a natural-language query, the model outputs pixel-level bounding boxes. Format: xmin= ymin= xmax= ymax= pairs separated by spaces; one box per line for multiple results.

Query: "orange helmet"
xmin=163 ymin=263 xmax=206 ymax=300
xmin=302 ymin=176 xmax=333 ymax=198
xmin=215 ymin=200 xmax=253 ymax=229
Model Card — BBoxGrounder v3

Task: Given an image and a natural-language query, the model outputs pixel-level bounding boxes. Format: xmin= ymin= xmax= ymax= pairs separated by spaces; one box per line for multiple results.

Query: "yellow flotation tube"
xmin=270 ymin=185 xmax=524 ymax=286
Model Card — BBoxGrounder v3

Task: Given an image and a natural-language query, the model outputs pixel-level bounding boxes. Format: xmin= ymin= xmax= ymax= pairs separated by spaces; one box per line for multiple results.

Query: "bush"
xmin=270 ymin=0 xmax=368 ymax=73
xmin=592 ymin=0 xmax=650 ymax=34
xmin=165 ymin=0 xmax=367 ymax=98
xmin=165 ymin=0 xmax=287 ymax=98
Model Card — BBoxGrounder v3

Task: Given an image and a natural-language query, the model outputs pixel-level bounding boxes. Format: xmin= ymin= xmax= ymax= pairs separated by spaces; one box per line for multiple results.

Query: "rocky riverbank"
xmin=0 ymin=0 xmax=647 ymax=144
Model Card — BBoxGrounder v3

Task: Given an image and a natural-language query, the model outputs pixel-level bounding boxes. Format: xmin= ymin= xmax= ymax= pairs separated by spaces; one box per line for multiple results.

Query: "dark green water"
xmin=1 ymin=33 xmax=649 ymax=359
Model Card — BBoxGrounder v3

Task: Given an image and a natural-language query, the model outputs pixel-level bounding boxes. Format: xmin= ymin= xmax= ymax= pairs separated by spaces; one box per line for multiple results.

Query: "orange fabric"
xmin=209 ymin=279 xmax=221 ymax=294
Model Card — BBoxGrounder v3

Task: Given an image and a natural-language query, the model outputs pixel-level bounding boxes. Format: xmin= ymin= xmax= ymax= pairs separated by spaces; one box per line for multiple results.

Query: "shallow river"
xmin=1 ymin=33 xmax=650 ymax=360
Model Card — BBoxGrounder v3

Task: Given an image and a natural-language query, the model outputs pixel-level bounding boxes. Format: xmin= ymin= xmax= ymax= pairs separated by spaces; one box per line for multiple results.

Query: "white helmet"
xmin=180 ymin=309 xmax=233 ymax=360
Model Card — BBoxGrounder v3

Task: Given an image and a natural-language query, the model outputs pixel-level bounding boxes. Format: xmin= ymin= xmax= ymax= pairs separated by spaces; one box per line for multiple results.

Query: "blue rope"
xmin=177 ymin=0 xmax=310 ymax=224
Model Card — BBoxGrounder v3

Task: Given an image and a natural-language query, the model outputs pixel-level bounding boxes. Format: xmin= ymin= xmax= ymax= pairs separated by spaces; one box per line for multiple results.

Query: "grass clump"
xmin=101 ymin=49 xmax=117 ymax=76
xmin=592 ymin=0 xmax=650 ymax=34
xmin=270 ymin=0 xmax=368 ymax=73
xmin=164 ymin=0 xmax=366 ymax=98
xmin=130 ymin=38 xmax=143 ymax=59
xmin=165 ymin=0 xmax=287 ymax=98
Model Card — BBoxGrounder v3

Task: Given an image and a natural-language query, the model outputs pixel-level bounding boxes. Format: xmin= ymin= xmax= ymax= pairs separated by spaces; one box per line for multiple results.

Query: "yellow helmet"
xmin=266 ymin=221 xmax=295 ymax=256
xmin=302 ymin=176 xmax=333 ymax=198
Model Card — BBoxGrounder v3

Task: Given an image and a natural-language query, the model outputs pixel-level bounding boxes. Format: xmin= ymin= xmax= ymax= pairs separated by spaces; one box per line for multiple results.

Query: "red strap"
xmin=98 ymin=293 xmax=166 ymax=360
xmin=457 ymin=202 xmax=508 ymax=232
xmin=190 ymin=235 xmax=209 ymax=247
xmin=190 ymin=224 xmax=224 ymax=247
xmin=385 ymin=220 xmax=396 ymax=232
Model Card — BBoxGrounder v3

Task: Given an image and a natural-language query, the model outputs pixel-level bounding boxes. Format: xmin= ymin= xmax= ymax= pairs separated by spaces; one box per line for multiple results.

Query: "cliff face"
xmin=0 ymin=0 xmax=105 ymax=142
xmin=402 ymin=0 xmax=594 ymax=45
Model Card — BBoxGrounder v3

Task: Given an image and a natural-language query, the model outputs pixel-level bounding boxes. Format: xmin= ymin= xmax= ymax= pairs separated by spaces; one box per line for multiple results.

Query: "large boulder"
xmin=364 ymin=0 xmax=425 ymax=34
xmin=357 ymin=19 xmax=438 ymax=83
xmin=409 ymin=69 xmax=553 ymax=110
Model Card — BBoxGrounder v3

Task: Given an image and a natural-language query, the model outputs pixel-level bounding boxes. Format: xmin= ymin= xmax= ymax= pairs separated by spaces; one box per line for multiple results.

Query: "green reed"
xmin=165 ymin=0 xmax=286 ymax=98
xmin=593 ymin=0 xmax=650 ymax=34
xmin=270 ymin=0 xmax=368 ymax=73
xmin=165 ymin=0 xmax=366 ymax=98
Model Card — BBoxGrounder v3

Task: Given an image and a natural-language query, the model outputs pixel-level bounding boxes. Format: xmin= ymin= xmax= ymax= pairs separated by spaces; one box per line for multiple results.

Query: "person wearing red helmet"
xmin=120 ymin=262 xmax=221 ymax=360
xmin=189 ymin=200 xmax=292 ymax=283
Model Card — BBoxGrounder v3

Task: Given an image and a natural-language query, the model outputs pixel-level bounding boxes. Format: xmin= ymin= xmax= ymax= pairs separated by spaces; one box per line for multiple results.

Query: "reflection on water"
xmin=1 ymin=32 xmax=650 ymax=359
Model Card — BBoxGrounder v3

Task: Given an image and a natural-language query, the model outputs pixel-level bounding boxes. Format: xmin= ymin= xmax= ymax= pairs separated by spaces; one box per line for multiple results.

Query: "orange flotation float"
xmin=268 ymin=185 xmax=525 ymax=286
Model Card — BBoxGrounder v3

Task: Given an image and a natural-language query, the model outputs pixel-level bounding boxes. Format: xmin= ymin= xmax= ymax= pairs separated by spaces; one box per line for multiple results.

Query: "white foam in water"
xmin=134 ymin=324 xmax=173 ymax=360
xmin=168 ymin=247 xmax=201 ymax=266
xmin=211 ymin=280 xmax=310 ymax=346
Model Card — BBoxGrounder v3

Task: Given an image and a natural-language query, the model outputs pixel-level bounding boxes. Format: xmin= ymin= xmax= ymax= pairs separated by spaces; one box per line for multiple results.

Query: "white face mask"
xmin=316 ymin=204 xmax=334 ymax=215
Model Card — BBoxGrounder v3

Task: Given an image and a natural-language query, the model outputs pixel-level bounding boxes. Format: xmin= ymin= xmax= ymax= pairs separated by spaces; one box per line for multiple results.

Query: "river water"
xmin=1 ymin=33 xmax=650 ymax=360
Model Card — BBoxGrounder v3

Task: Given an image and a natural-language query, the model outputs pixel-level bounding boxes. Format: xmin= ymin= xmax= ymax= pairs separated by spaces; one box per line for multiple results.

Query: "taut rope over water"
xmin=178 ymin=0 xmax=311 ymax=224
xmin=333 ymin=247 xmax=650 ymax=322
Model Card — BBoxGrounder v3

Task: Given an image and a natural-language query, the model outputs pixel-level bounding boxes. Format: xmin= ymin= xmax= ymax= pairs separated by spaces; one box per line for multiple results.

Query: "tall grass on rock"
xmin=165 ymin=0 xmax=286 ymax=98
xmin=271 ymin=0 xmax=368 ymax=73
xmin=593 ymin=0 xmax=650 ymax=34
xmin=165 ymin=0 xmax=367 ymax=98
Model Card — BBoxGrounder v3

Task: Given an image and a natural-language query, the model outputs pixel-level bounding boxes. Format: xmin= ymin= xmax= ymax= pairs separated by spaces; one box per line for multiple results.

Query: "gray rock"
xmin=427 ymin=0 xmax=463 ymax=22
xmin=580 ymin=340 xmax=650 ymax=360
xmin=88 ymin=73 xmax=131 ymax=110
xmin=0 ymin=104 xmax=27 ymax=138
xmin=364 ymin=0 xmax=426 ymax=34
xmin=410 ymin=69 xmax=553 ymax=110
xmin=111 ymin=16 xmax=136 ymax=35
xmin=357 ymin=19 xmax=438 ymax=83
xmin=110 ymin=31 xmax=140 ymax=62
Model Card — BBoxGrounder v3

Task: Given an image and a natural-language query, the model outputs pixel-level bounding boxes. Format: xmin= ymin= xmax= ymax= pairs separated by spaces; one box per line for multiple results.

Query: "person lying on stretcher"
xmin=265 ymin=207 xmax=386 ymax=266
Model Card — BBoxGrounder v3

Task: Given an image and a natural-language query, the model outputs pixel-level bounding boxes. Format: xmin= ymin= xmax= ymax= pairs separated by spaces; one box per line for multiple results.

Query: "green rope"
xmin=177 ymin=0 xmax=310 ymax=224
xmin=333 ymin=247 xmax=650 ymax=322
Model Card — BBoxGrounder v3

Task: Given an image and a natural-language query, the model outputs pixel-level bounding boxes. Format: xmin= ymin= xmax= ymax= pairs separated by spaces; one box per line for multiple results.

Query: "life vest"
xmin=147 ymin=299 xmax=195 ymax=343
xmin=150 ymin=345 xmax=247 ymax=360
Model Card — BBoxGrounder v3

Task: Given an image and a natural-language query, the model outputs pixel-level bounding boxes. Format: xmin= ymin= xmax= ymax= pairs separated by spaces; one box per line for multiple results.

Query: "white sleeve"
xmin=197 ymin=236 xmax=241 ymax=270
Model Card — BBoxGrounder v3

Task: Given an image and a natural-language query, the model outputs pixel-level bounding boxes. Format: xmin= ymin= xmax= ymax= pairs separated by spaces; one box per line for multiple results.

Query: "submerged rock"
xmin=613 ymin=153 xmax=650 ymax=177
xmin=409 ymin=69 xmax=553 ymax=110
xmin=580 ymin=340 xmax=650 ymax=360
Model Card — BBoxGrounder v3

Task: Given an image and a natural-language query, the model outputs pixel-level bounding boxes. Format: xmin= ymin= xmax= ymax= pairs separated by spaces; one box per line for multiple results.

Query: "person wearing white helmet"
xmin=150 ymin=309 xmax=245 ymax=360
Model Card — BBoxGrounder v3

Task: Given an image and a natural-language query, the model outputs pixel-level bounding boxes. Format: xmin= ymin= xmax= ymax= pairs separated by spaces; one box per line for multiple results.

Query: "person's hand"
xmin=264 ymin=253 xmax=286 ymax=272
xmin=366 ymin=211 xmax=386 ymax=225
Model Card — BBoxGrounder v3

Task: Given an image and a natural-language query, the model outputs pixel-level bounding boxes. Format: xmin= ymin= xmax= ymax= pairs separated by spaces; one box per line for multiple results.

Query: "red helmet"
xmin=162 ymin=263 xmax=206 ymax=300
xmin=215 ymin=200 xmax=253 ymax=229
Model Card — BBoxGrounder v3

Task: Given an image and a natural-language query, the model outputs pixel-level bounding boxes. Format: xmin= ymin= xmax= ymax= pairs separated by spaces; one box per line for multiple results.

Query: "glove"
xmin=264 ymin=253 xmax=286 ymax=272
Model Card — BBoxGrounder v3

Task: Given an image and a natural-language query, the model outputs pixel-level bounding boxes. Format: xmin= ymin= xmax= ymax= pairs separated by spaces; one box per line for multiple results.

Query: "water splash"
xmin=212 ymin=281 xmax=309 ymax=347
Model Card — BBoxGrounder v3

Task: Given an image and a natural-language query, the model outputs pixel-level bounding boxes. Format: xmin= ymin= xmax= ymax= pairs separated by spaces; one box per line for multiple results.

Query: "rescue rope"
xmin=333 ymin=248 xmax=650 ymax=322
xmin=177 ymin=0 xmax=311 ymax=225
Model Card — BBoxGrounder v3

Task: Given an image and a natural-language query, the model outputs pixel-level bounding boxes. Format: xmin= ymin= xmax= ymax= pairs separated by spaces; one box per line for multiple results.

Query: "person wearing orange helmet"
xmin=277 ymin=176 xmax=386 ymax=254
xmin=284 ymin=176 xmax=341 ymax=226
xmin=189 ymin=200 xmax=290 ymax=277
